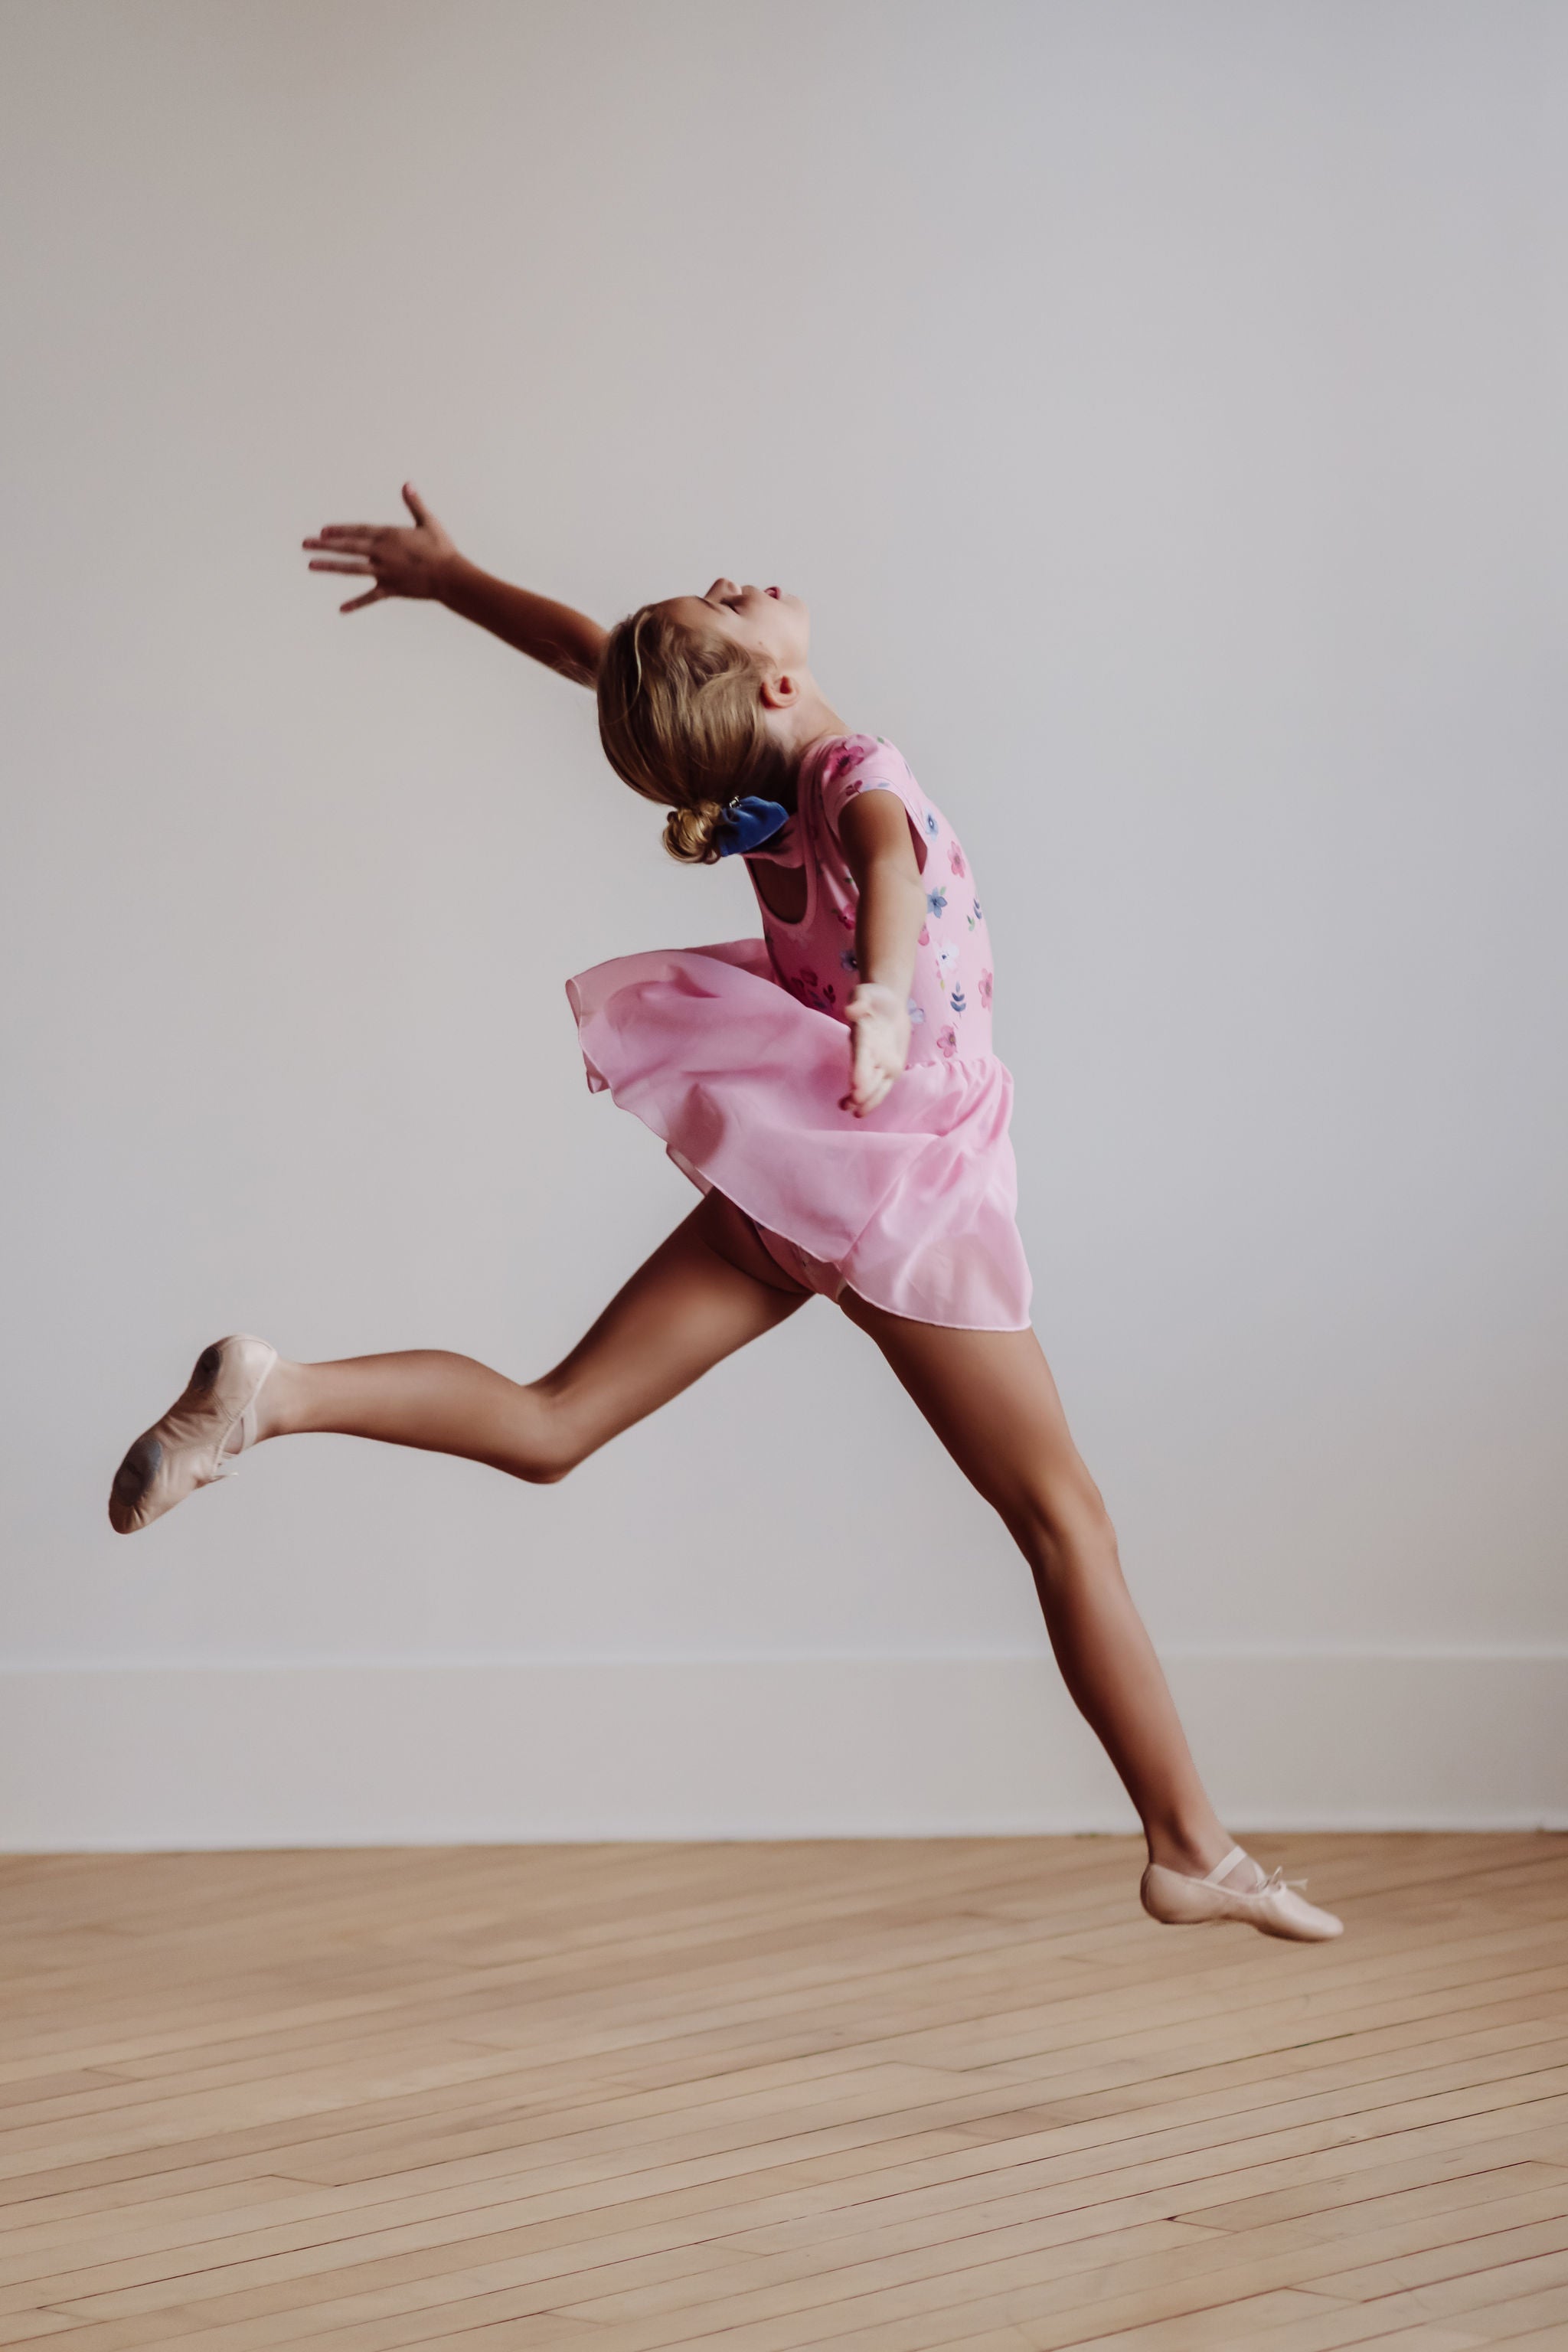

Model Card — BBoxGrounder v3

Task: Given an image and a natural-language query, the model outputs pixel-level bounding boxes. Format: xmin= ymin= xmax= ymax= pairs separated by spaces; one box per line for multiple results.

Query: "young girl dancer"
xmin=108 ymin=486 xmax=1340 ymax=1942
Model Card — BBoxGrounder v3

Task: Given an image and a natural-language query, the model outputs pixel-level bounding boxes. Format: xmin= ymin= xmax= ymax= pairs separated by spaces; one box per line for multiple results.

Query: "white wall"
xmin=3 ymin=0 xmax=1563 ymax=1845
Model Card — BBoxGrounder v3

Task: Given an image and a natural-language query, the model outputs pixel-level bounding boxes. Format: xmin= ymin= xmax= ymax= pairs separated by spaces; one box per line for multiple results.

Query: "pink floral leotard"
xmin=749 ymin=733 xmax=997 ymax=1064
xmin=566 ymin=732 xmax=1031 ymax=1329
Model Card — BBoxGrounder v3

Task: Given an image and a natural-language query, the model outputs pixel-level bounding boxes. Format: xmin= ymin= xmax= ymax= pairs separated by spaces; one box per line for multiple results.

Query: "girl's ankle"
xmin=1145 ymin=1824 xmax=1235 ymax=1879
xmin=251 ymin=1357 xmax=297 ymax=1443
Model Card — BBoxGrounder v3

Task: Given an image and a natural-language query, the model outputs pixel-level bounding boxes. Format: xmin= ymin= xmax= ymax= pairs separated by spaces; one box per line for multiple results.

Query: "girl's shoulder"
xmin=811 ymin=733 xmax=935 ymax=865
xmin=812 ymin=732 xmax=910 ymax=795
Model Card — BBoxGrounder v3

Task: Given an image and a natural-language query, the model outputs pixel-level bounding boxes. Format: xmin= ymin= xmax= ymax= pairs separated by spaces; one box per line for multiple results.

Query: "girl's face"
xmin=662 ymin=578 xmax=811 ymax=676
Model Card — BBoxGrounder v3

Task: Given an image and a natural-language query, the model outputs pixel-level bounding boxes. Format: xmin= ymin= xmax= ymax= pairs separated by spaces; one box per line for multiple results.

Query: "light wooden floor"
xmin=2 ymin=1836 xmax=1566 ymax=2352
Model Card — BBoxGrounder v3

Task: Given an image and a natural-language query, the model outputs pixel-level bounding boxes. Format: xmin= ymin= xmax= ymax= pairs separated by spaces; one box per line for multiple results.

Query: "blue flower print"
xmin=906 ymin=998 xmax=926 ymax=1025
xmin=840 ymin=946 xmax=858 ymax=972
xmin=972 ymin=896 xmax=983 ymax=921
xmin=923 ymin=809 xmax=939 ymax=840
xmin=951 ymin=983 xmax=967 ymax=1016
xmin=926 ymin=886 xmax=948 ymax=918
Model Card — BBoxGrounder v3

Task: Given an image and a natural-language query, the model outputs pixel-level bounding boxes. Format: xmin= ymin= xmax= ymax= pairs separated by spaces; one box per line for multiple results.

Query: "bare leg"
xmin=838 ymin=1292 xmax=1231 ymax=1876
xmin=252 ymin=1192 xmax=812 ymax=1481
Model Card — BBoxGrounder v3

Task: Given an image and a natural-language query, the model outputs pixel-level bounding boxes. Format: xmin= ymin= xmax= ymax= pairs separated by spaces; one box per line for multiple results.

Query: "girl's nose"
xmin=708 ymin=577 xmax=739 ymax=600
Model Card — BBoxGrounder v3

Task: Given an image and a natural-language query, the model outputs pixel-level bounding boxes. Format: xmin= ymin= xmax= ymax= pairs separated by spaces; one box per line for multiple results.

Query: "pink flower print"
xmin=836 ymin=903 xmax=855 ymax=929
xmin=949 ymin=841 xmax=967 ymax=878
xmin=786 ymin=966 xmax=838 ymax=1013
xmin=978 ymin=967 xmax=993 ymax=1009
xmin=917 ymin=923 xmax=930 ymax=946
xmin=818 ymin=733 xmax=880 ymax=787
xmin=936 ymin=1024 xmax=959 ymax=1060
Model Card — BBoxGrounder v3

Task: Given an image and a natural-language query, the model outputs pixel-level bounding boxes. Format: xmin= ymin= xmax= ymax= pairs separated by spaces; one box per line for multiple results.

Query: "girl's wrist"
xmin=435 ymin=550 xmax=475 ymax=608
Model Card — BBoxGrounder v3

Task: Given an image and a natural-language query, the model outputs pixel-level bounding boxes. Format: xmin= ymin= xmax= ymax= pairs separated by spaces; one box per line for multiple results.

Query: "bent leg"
xmin=838 ymin=1292 xmax=1230 ymax=1876
xmin=255 ymin=1191 xmax=812 ymax=1482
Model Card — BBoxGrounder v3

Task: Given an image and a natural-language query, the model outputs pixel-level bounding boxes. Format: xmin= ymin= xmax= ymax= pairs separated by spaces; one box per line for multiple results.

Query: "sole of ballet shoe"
xmin=109 ymin=1334 xmax=278 ymax=1535
xmin=1140 ymin=1859 xmax=1344 ymax=1943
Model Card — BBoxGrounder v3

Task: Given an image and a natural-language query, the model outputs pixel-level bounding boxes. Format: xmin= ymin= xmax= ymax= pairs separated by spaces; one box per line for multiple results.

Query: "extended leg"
xmin=838 ymin=1293 xmax=1230 ymax=1876
xmin=253 ymin=1191 xmax=812 ymax=1481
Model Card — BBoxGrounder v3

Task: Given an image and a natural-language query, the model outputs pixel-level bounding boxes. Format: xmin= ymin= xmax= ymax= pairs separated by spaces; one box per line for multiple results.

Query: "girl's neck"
xmin=776 ymin=691 xmax=851 ymax=802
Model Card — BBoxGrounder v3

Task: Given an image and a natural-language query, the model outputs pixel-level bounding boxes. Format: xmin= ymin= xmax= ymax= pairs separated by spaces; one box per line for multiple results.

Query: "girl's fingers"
xmin=841 ymin=1011 xmax=906 ymax=1113
xmin=864 ymin=1053 xmax=901 ymax=1109
xmin=309 ymin=560 xmax=375 ymax=576
xmin=402 ymin=482 xmax=430 ymax=525
xmin=340 ymin=586 xmax=388 ymax=614
xmin=309 ymin=527 xmax=384 ymax=544
xmin=844 ymin=1045 xmax=882 ymax=1113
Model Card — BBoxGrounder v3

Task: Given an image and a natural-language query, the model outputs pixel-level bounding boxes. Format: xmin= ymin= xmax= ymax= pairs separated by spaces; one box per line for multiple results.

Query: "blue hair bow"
xmin=716 ymin=795 xmax=791 ymax=857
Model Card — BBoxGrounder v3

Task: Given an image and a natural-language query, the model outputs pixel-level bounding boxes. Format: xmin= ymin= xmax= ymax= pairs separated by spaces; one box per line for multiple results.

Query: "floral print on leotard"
xmin=744 ymin=733 xmax=995 ymax=1067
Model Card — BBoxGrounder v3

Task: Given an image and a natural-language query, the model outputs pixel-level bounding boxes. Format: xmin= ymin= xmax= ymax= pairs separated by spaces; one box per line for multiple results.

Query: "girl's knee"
xmin=515 ymin=1452 xmax=573 ymax=1486
xmin=1011 ymin=1466 xmax=1117 ymax=1574
xmin=511 ymin=1385 xmax=583 ymax=1485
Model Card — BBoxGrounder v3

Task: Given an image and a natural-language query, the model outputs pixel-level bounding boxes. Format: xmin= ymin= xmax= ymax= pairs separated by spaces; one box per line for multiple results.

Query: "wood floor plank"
xmin=0 ymin=2314 xmax=85 ymax=2346
xmin=1013 ymin=2289 xmax=1483 ymax=2352
xmin=1 ymin=1837 xmax=1562 ymax=2352
xmin=1381 ymin=2251 xmax=1568 ymax=2330
xmin=1311 ymin=2216 xmax=1568 ymax=2301
xmin=501 ymin=2184 xmax=1566 ymax=2346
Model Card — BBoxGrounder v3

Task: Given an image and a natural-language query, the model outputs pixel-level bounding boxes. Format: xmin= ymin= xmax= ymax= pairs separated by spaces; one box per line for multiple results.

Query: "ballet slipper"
xmin=1140 ymin=1844 xmax=1344 ymax=1942
xmin=109 ymin=1334 xmax=278 ymax=1535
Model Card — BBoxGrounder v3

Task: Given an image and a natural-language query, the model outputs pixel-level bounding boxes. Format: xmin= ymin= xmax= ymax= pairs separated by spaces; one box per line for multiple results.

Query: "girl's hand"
xmin=303 ymin=483 xmax=458 ymax=612
xmin=841 ymin=983 xmax=910 ymax=1117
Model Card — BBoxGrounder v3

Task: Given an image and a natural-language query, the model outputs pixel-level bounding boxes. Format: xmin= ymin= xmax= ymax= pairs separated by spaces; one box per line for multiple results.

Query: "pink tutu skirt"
xmin=565 ymin=940 xmax=1032 ymax=1331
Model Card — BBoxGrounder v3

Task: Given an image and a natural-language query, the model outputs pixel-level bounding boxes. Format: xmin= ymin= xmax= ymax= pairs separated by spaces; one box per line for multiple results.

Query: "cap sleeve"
xmin=816 ymin=735 xmax=929 ymax=874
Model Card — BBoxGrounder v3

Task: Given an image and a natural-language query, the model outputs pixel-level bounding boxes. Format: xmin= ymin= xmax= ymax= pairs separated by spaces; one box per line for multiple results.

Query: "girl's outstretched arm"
xmin=304 ymin=485 xmax=606 ymax=686
xmin=838 ymin=789 xmax=924 ymax=1117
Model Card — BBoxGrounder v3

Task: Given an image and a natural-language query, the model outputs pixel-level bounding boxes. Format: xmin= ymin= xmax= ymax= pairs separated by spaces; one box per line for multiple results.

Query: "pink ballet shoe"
xmin=1141 ymin=1844 xmax=1344 ymax=1942
xmin=108 ymin=1334 xmax=278 ymax=1535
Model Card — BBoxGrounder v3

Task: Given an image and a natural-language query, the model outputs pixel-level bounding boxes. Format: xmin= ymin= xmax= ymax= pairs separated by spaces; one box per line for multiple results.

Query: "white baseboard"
xmin=2 ymin=1653 xmax=1563 ymax=1849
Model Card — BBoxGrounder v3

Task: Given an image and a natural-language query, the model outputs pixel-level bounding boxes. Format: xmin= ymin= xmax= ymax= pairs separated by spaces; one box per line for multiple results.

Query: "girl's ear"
xmin=759 ymin=668 xmax=799 ymax=711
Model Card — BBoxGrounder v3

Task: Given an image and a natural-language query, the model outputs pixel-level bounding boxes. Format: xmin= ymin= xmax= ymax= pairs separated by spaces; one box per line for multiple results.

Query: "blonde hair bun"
xmin=596 ymin=603 xmax=794 ymax=864
xmin=663 ymin=800 xmax=727 ymax=865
